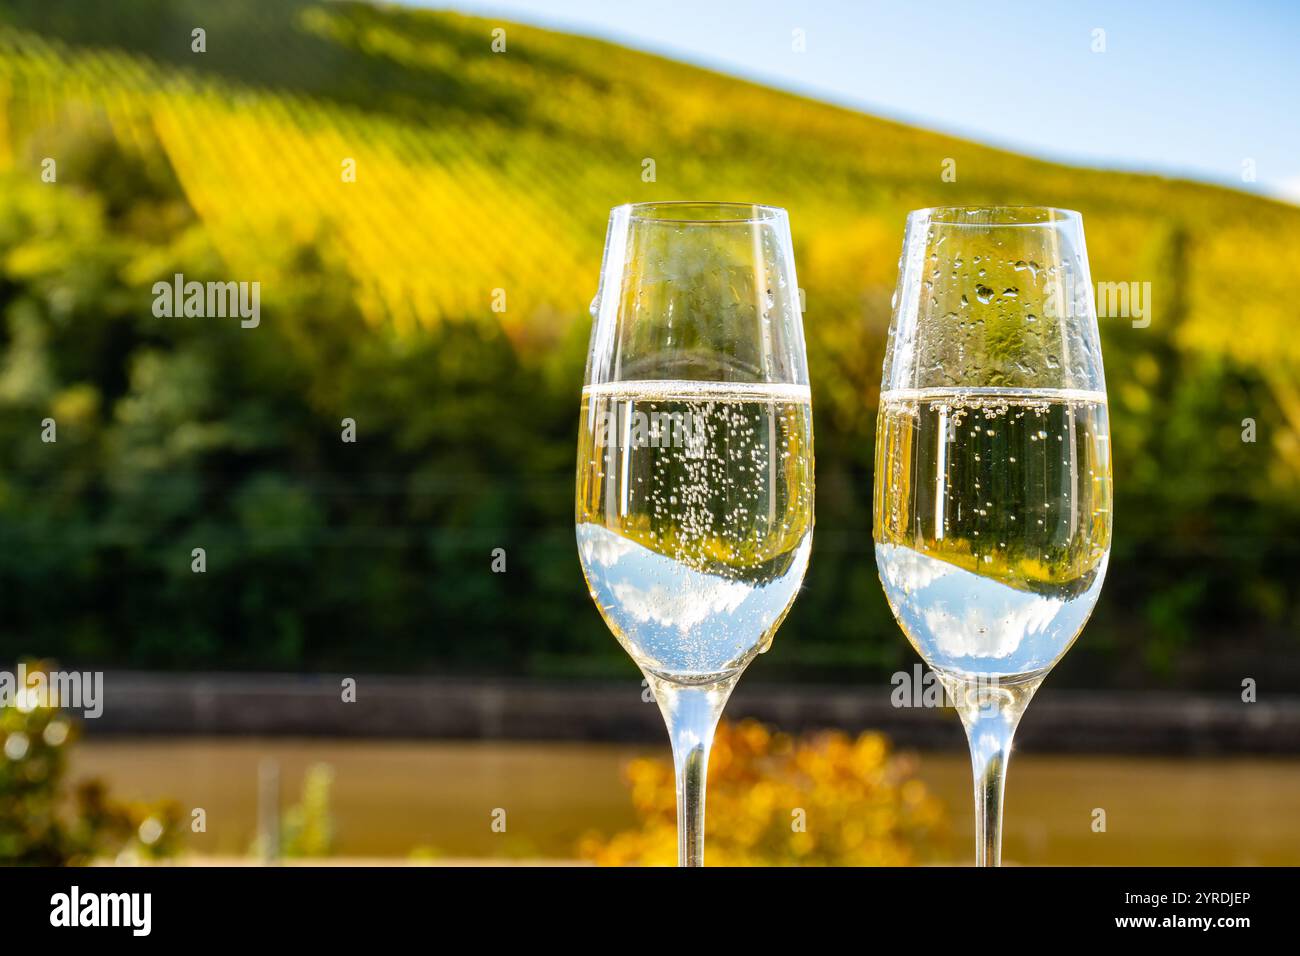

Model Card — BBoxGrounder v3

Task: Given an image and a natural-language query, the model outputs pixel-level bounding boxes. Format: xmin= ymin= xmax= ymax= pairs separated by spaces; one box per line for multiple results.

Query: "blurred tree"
xmin=0 ymin=663 xmax=182 ymax=864
xmin=578 ymin=720 xmax=948 ymax=866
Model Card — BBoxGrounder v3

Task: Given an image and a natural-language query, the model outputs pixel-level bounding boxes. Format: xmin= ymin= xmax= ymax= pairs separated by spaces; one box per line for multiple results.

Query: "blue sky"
xmin=418 ymin=0 xmax=1300 ymax=202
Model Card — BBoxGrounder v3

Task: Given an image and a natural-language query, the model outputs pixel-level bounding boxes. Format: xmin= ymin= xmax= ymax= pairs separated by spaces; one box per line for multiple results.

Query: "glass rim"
xmin=909 ymin=205 xmax=1082 ymax=227
xmin=615 ymin=201 xmax=788 ymax=225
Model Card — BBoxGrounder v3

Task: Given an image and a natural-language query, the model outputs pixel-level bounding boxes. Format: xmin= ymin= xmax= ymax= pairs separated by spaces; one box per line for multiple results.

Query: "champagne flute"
xmin=873 ymin=206 xmax=1112 ymax=866
xmin=577 ymin=202 xmax=814 ymax=867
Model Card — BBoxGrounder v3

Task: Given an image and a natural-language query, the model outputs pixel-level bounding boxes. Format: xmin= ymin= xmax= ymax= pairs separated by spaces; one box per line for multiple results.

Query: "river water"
xmin=72 ymin=739 xmax=1300 ymax=865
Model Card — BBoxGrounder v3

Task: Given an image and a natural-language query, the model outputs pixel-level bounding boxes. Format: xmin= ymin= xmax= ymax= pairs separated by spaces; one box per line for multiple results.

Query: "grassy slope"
xmin=0 ymin=1 xmax=1296 ymax=362
xmin=6 ymin=0 xmax=1296 ymax=487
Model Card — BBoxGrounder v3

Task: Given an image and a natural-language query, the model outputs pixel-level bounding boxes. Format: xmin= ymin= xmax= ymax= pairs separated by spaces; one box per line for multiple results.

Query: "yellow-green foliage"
xmin=0 ymin=663 xmax=183 ymax=864
xmin=579 ymin=720 xmax=948 ymax=866
xmin=4 ymin=0 xmax=1298 ymax=458
xmin=250 ymin=762 xmax=337 ymax=859
xmin=281 ymin=763 xmax=336 ymax=858
xmin=1 ymin=2 xmax=1298 ymax=371
xmin=4 ymin=0 xmax=1298 ymax=488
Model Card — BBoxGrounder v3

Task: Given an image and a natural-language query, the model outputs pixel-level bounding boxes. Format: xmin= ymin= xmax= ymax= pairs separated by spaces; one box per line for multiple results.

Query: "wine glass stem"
xmin=674 ymin=733 xmax=710 ymax=867
xmin=943 ymin=673 xmax=1038 ymax=867
xmin=969 ymin=718 xmax=1013 ymax=867
xmin=650 ymin=675 xmax=736 ymax=868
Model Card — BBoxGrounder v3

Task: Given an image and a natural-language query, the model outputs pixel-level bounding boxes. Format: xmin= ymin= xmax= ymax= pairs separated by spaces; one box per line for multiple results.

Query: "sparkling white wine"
xmin=874 ymin=387 xmax=1111 ymax=681
xmin=576 ymin=380 xmax=814 ymax=683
